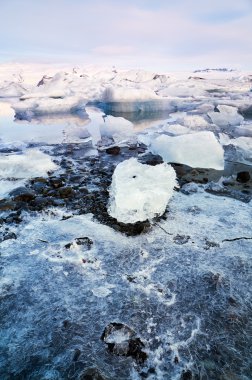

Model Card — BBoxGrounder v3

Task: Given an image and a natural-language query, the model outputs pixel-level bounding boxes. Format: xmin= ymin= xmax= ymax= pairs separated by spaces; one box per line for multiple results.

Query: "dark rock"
xmin=79 ymin=368 xmax=106 ymax=380
xmin=188 ymin=76 xmax=204 ymax=80
xmin=101 ymin=322 xmax=147 ymax=363
xmin=204 ymin=239 xmax=220 ymax=250
xmin=33 ymin=197 xmax=50 ymax=207
xmin=173 ymin=234 xmax=190 ymax=245
xmin=105 ymin=146 xmax=120 ymax=155
xmin=9 ymin=187 xmax=35 ymax=202
xmin=140 ymin=153 xmax=163 ymax=166
xmin=75 ymin=237 xmax=93 ymax=248
xmin=236 ymin=171 xmax=251 ymax=183
xmin=32 ymin=182 xmax=48 ymax=192
xmin=65 ymin=237 xmax=93 ymax=250
xmin=72 ymin=348 xmax=81 ymax=362
xmin=2 ymin=232 xmax=17 ymax=241
xmin=37 ymin=75 xmax=52 ymax=87
xmin=53 ymin=199 xmax=66 ymax=206
xmin=31 ymin=177 xmax=48 ymax=184
xmin=50 ymin=177 xmax=65 ymax=189
xmin=0 ymin=200 xmax=16 ymax=211
xmin=181 ymin=370 xmax=193 ymax=380
xmin=59 ymin=187 xmax=74 ymax=198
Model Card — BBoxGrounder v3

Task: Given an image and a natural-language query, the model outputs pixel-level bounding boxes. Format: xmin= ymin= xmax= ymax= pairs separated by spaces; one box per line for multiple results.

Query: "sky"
xmin=1 ymin=0 xmax=252 ymax=71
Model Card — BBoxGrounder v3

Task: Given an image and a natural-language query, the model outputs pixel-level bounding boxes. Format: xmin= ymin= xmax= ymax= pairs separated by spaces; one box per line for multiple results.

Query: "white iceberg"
xmin=208 ymin=105 xmax=244 ymax=127
xmin=108 ymin=158 xmax=177 ymax=223
xmin=150 ymin=131 xmax=224 ymax=170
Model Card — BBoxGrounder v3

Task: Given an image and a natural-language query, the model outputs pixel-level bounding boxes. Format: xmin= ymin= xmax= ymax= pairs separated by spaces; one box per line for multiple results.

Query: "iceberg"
xmin=108 ymin=158 xmax=177 ymax=223
xmin=150 ymin=131 xmax=224 ymax=170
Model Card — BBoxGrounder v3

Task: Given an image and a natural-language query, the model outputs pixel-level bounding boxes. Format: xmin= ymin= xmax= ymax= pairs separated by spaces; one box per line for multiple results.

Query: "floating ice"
xmin=0 ymin=149 xmax=58 ymax=179
xmin=13 ymin=96 xmax=86 ymax=120
xmin=108 ymin=158 xmax=177 ymax=223
xmin=208 ymin=105 xmax=244 ymax=127
xmin=150 ymin=131 xmax=224 ymax=170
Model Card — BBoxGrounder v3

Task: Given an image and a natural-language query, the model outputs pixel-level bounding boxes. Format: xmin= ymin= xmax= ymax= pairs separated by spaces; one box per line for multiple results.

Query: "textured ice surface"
xmin=0 ymin=193 xmax=251 ymax=379
xmin=208 ymin=105 xmax=244 ymax=127
xmin=150 ymin=131 xmax=224 ymax=170
xmin=108 ymin=158 xmax=177 ymax=223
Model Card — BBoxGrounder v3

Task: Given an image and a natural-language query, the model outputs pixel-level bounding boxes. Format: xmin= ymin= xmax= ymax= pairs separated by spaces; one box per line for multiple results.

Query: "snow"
xmin=150 ymin=131 xmax=224 ymax=170
xmin=208 ymin=105 xmax=244 ymax=127
xmin=108 ymin=158 xmax=177 ymax=223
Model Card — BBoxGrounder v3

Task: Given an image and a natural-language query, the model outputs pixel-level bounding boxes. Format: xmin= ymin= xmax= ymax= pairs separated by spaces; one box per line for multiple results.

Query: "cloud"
xmin=0 ymin=0 xmax=251 ymax=70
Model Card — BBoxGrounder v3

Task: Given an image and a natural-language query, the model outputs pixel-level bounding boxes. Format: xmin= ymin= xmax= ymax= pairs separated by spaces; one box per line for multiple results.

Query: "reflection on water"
xmin=0 ymin=101 xmax=90 ymax=145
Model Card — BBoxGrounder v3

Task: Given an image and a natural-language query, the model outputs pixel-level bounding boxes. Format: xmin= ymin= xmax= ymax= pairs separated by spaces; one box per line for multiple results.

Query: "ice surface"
xmin=150 ymin=131 xmax=224 ymax=170
xmin=108 ymin=158 xmax=177 ymax=223
xmin=0 ymin=149 xmax=58 ymax=179
xmin=208 ymin=105 xmax=244 ymax=127
xmin=1 ymin=191 xmax=251 ymax=379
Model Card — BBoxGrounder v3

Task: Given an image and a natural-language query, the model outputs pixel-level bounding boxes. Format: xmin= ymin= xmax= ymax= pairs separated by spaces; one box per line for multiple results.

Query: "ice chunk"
xmin=229 ymin=137 xmax=252 ymax=163
xmin=234 ymin=123 xmax=252 ymax=138
xmin=208 ymin=105 xmax=244 ymax=127
xmin=150 ymin=131 xmax=224 ymax=170
xmin=108 ymin=158 xmax=177 ymax=223
xmin=0 ymin=149 xmax=58 ymax=179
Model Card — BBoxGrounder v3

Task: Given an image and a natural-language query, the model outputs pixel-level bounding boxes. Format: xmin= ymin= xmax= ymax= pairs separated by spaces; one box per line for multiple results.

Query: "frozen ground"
xmin=0 ymin=65 xmax=252 ymax=380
